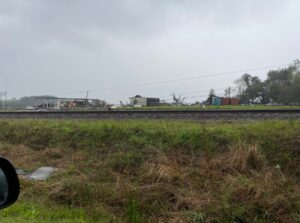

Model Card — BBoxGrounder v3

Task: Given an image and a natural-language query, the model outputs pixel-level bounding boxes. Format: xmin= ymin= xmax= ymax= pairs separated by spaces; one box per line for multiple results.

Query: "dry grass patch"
xmin=229 ymin=144 xmax=264 ymax=173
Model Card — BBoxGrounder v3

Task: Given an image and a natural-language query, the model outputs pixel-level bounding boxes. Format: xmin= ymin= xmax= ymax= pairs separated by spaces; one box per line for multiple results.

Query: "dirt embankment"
xmin=0 ymin=120 xmax=299 ymax=222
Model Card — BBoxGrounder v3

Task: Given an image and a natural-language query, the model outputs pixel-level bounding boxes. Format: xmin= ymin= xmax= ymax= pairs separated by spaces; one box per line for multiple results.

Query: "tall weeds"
xmin=0 ymin=120 xmax=299 ymax=222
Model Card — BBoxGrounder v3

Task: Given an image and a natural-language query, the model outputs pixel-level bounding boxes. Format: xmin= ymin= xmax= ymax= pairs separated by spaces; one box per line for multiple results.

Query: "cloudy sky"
xmin=0 ymin=0 xmax=299 ymax=103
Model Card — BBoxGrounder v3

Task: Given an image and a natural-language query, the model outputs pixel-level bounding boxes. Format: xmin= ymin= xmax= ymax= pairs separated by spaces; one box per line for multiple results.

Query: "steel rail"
xmin=0 ymin=109 xmax=300 ymax=114
xmin=0 ymin=109 xmax=299 ymax=120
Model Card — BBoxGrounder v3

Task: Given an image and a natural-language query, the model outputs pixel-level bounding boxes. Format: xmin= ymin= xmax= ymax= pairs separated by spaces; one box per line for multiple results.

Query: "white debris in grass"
xmin=27 ymin=167 xmax=54 ymax=181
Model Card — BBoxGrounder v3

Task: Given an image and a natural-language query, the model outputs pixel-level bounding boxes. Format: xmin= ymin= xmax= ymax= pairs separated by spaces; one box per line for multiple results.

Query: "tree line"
xmin=208 ymin=60 xmax=300 ymax=105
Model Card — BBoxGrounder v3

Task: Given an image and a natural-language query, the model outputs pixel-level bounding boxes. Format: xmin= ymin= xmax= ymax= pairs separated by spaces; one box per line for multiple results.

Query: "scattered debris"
xmin=16 ymin=167 xmax=54 ymax=181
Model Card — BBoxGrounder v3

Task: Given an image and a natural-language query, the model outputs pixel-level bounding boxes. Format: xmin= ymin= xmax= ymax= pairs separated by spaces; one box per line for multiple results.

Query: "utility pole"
xmin=0 ymin=92 xmax=7 ymax=110
xmin=224 ymin=87 xmax=232 ymax=105
xmin=0 ymin=78 xmax=7 ymax=110
xmin=5 ymin=78 xmax=7 ymax=110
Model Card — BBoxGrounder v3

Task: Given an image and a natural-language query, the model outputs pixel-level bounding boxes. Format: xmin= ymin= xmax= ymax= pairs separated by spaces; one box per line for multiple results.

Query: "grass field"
xmin=0 ymin=119 xmax=299 ymax=222
xmin=116 ymin=105 xmax=300 ymax=110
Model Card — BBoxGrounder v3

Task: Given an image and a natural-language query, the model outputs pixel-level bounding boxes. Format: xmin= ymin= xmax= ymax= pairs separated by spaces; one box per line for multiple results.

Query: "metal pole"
xmin=228 ymin=87 xmax=231 ymax=105
xmin=5 ymin=78 xmax=7 ymax=110
xmin=0 ymin=93 xmax=2 ymax=110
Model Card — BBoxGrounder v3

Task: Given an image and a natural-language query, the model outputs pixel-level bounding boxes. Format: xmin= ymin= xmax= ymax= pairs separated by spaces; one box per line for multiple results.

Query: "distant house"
xmin=129 ymin=95 xmax=160 ymax=107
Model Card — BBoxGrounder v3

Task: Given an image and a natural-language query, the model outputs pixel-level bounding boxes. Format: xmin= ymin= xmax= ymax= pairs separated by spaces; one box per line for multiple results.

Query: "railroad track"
xmin=0 ymin=109 xmax=300 ymax=120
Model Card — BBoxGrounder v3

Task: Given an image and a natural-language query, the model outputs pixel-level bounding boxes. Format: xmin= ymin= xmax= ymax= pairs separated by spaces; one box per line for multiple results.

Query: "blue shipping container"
xmin=212 ymin=97 xmax=222 ymax=106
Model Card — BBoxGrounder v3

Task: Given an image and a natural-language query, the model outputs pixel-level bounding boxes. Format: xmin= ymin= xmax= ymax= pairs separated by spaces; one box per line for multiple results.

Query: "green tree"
xmin=235 ymin=74 xmax=268 ymax=104
xmin=235 ymin=61 xmax=300 ymax=105
xmin=265 ymin=61 xmax=300 ymax=104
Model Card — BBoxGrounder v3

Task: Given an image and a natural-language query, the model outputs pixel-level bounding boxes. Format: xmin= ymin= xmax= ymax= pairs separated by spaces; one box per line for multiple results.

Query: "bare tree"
xmin=171 ymin=93 xmax=185 ymax=106
xmin=204 ymin=89 xmax=215 ymax=105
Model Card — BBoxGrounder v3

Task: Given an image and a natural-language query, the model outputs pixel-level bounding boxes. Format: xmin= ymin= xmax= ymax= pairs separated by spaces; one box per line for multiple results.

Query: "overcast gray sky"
xmin=0 ymin=0 xmax=299 ymax=103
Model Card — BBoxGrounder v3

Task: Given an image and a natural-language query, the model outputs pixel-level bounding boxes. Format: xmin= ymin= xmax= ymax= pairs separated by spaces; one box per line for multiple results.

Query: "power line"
xmin=158 ymin=87 xmax=232 ymax=99
xmin=59 ymin=63 xmax=290 ymax=96
xmin=30 ymin=62 xmax=292 ymax=97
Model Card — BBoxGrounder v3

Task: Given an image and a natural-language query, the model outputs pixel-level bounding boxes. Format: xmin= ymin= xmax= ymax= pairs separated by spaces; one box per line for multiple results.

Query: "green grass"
xmin=115 ymin=104 xmax=300 ymax=110
xmin=0 ymin=202 xmax=106 ymax=223
xmin=0 ymin=119 xmax=299 ymax=222
xmin=0 ymin=119 xmax=298 ymax=164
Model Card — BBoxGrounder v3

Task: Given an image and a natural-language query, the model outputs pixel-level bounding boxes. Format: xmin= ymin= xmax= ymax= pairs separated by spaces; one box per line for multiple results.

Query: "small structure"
xmin=35 ymin=97 xmax=107 ymax=110
xmin=229 ymin=98 xmax=240 ymax=105
xmin=221 ymin=97 xmax=240 ymax=105
xmin=212 ymin=96 xmax=222 ymax=106
xmin=129 ymin=95 xmax=160 ymax=107
xmin=211 ymin=96 xmax=240 ymax=106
